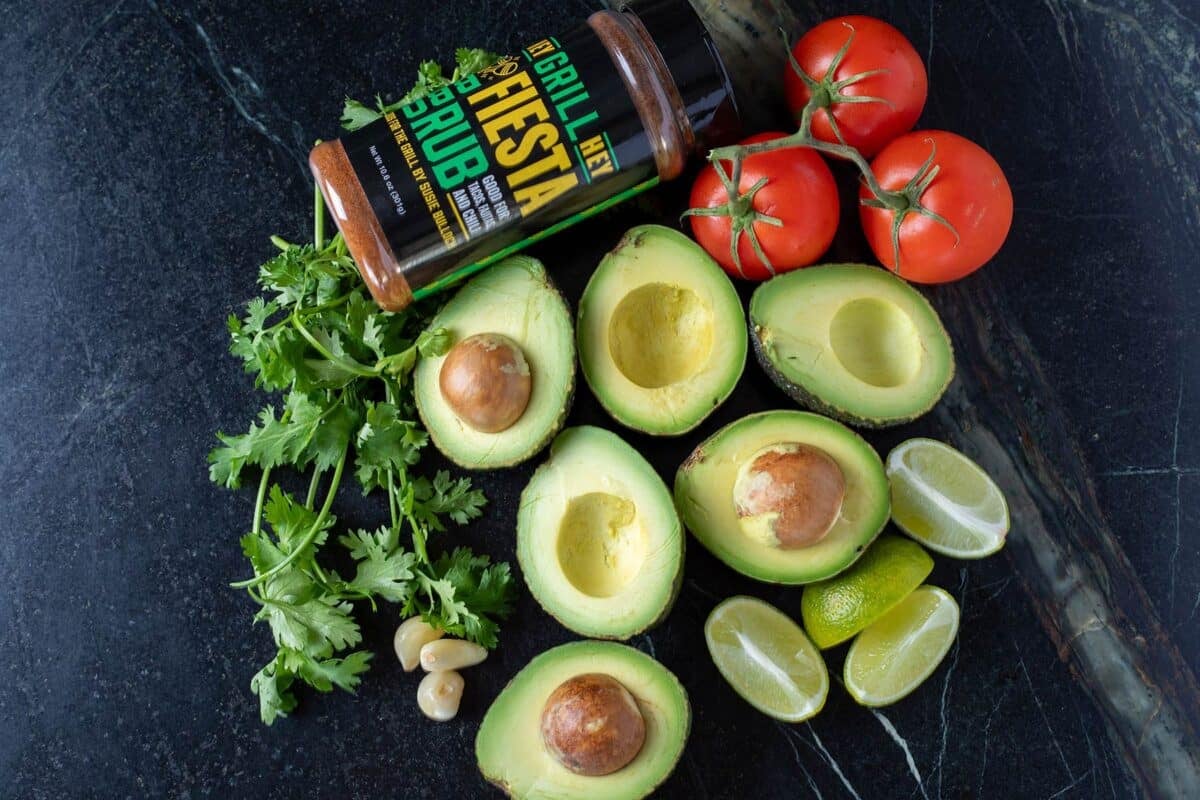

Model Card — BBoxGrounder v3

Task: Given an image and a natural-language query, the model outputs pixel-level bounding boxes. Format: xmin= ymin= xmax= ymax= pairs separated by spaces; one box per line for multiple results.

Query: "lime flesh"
xmin=844 ymin=585 xmax=960 ymax=707
xmin=705 ymin=596 xmax=828 ymax=722
xmin=887 ymin=438 xmax=1009 ymax=558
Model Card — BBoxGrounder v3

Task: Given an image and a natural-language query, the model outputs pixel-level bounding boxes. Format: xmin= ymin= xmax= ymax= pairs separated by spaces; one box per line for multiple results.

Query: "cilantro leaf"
xmin=454 ymin=47 xmax=501 ymax=78
xmin=353 ymin=402 xmax=427 ymax=492
xmin=341 ymin=527 xmax=419 ymax=603
xmin=208 ymin=406 xmax=299 ymax=489
xmin=341 ymin=49 xmax=500 ymax=132
xmin=280 ymin=648 xmax=373 ymax=693
xmin=257 ymin=592 xmax=361 ymax=654
xmin=340 ymin=97 xmax=384 ymax=132
xmin=251 ymin=656 xmax=298 ymax=725
xmin=412 ymin=471 xmax=487 ymax=530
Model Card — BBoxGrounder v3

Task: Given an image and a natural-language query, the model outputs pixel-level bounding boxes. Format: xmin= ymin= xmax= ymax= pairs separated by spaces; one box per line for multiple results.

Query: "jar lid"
xmin=620 ymin=0 xmax=742 ymax=151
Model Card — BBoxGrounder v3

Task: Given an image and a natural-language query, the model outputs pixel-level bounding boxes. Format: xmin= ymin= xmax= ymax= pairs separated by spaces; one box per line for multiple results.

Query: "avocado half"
xmin=749 ymin=264 xmax=954 ymax=428
xmin=674 ymin=410 xmax=890 ymax=584
xmin=476 ymin=640 xmax=690 ymax=800
xmin=577 ymin=225 xmax=747 ymax=436
xmin=414 ymin=256 xmax=574 ymax=469
xmin=517 ymin=426 xmax=683 ymax=639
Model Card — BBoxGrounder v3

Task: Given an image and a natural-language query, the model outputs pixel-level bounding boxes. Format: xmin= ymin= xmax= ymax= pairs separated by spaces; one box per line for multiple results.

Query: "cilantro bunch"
xmin=210 ymin=48 xmax=510 ymax=725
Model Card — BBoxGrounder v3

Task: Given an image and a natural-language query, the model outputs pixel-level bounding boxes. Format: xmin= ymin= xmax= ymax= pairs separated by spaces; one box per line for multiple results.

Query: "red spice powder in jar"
xmin=310 ymin=0 xmax=740 ymax=311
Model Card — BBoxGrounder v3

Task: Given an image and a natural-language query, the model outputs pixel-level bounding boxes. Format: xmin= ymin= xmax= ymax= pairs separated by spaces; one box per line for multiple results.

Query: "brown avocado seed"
xmin=540 ymin=673 xmax=647 ymax=776
xmin=438 ymin=333 xmax=532 ymax=433
xmin=732 ymin=442 xmax=846 ymax=549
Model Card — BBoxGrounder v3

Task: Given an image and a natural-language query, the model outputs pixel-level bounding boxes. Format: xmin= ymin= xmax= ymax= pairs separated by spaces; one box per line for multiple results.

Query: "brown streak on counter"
xmin=930 ymin=270 xmax=1200 ymax=797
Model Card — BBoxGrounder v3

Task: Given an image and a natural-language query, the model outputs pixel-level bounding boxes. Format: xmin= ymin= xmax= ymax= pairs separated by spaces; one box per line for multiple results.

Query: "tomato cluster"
xmin=686 ymin=16 xmax=1013 ymax=285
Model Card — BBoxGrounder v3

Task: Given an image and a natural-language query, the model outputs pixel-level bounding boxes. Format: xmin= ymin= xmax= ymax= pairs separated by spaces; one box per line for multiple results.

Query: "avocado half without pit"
xmin=476 ymin=641 xmax=690 ymax=800
xmin=675 ymin=410 xmax=890 ymax=584
xmin=750 ymin=264 xmax=955 ymax=428
xmin=414 ymin=256 xmax=575 ymax=469
xmin=517 ymin=426 xmax=684 ymax=639
xmin=578 ymin=225 xmax=747 ymax=436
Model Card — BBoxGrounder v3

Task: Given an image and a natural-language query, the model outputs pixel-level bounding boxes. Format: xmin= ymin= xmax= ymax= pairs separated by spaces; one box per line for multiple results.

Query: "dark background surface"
xmin=2 ymin=0 xmax=1197 ymax=798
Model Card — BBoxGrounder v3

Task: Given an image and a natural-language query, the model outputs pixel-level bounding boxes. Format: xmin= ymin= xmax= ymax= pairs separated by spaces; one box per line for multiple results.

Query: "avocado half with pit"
xmin=674 ymin=410 xmax=890 ymax=584
xmin=414 ymin=256 xmax=574 ymax=469
xmin=750 ymin=264 xmax=954 ymax=428
xmin=578 ymin=225 xmax=747 ymax=436
xmin=517 ymin=426 xmax=683 ymax=639
xmin=477 ymin=640 xmax=689 ymax=800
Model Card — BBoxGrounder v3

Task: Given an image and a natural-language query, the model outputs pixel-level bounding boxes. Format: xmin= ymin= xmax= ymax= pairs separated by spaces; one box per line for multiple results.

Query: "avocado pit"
xmin=438 ymin=332 xmax=532 ymax=433
xmin=540 ymin=672 xmax=646 ymax=776
xmin=733 ymin=442 xmax=846 ymax=549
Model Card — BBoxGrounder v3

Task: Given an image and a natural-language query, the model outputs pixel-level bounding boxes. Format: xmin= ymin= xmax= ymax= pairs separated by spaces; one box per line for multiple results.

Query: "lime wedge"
xmin=704 ymin=596 xmax=828 ymax=722
xmin=844 ymin=585 xmax=960 ymax=707
xmin=800 ymin=535 xmax=933 ymax=649
xmin=887 ymin=438 xmax=1009 ymax=558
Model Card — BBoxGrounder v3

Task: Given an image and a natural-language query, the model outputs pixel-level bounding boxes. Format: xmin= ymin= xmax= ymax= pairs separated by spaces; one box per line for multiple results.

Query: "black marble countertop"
xmin=2 ymin=1 xmax=1198 ymax=798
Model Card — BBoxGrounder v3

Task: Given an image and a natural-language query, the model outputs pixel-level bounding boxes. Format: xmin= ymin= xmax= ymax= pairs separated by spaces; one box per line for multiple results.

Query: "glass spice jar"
xmin=310 ymin=0 xmax=740 ymax=311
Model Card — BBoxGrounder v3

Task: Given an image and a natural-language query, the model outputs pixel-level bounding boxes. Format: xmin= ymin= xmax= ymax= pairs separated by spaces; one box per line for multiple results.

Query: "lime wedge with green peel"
xmin=887 ymin=438 xmax=1010 ymax=559
xmin=844 ymin=585 xmax=960 ymax=707
xmin=704 ymin=596 xmax=828 ymax=722
xmin=800 ymin=534 xmax=933 ymax=649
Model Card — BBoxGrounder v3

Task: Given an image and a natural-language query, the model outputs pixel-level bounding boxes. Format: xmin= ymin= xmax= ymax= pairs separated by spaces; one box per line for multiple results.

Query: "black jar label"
xmin=342 ymin=28 xmax=657 ymax=295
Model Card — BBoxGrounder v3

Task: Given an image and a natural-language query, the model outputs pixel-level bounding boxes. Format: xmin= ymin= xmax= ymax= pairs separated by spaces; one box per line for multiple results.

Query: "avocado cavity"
xmin=556 ymin=492 xmax=645 ymax=599
xmin=578 ymin=225 xmax=747 ymax=435
xmin=518 ymin=426 xmax=683 ymax=639
xmin=829 ymin=297 xmax=923 ymax=388
xmin=608 ymin=283 xmax=714 ymax=388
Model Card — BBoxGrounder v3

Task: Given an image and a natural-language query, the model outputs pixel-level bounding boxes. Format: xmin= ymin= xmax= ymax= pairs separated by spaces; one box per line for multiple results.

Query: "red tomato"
xmin=859 ymin=130 xmax=1013 ymax=283
xmin=784 ymin=16 xmax=927 ymax=158
xmin=687 ymin=132 xmax=839 ymax=280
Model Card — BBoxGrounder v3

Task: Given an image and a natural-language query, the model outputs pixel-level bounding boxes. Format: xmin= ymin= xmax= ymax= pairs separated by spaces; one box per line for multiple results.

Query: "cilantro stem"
xmin=252 ymin=467 xmax=272 ymax=536
xmin=297 ymin=290 xmax=355 ymax=317
xmin=313 ymin=178 xmax=326 ymax=250
xmin=290 ymin=314 xmax=378 ymax=377
xmin=384 ymin=382 xmax=400 ymax=531
xmin=304 ymin=469 xmax=321 ymax=511
xmin=230 ymin=447 xmax=348 ymax=589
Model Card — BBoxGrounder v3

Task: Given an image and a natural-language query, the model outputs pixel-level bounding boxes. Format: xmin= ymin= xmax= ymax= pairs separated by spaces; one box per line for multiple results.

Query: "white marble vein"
xmin=871 ymin=709 xmax=929 ymax=800
xmin=776 ymin=722 xmax=824 ymax=800
xmin=1047 ymin=768 xmax=1093 ymax=799
xmin=806 ymin=723 xmax=862 ymax=800
xmin=1015 ymin=642 xmax=1076 ymax=781
xmin=977 ymin=685 xmax=1012 ymax=798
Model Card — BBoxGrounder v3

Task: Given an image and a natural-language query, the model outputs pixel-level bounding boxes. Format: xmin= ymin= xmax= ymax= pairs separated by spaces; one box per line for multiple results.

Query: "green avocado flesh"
xmin=518 ymin=426 xmax=683 ymax=639
xmin=476 ymin=640 xmax=690 ymax=800
xmin=749 ymin=264 xmax=954 ymax=428
xmin=578 ymin=225 xmax=747 ymax=436
xmin=414 ymin=256 xmax=574 ymax=469
xmin=674 ymin=410 xmax=890 ymax=585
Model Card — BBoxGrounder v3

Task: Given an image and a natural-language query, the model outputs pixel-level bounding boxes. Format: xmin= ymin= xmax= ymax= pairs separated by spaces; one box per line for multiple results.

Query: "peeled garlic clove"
xmin=418 ymin=669 xmax=465 ymax=722
xmin=394 ymin=617 xmax=444 ymax=672
xmin=420 ymin=638 xmax=488 ymax=672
